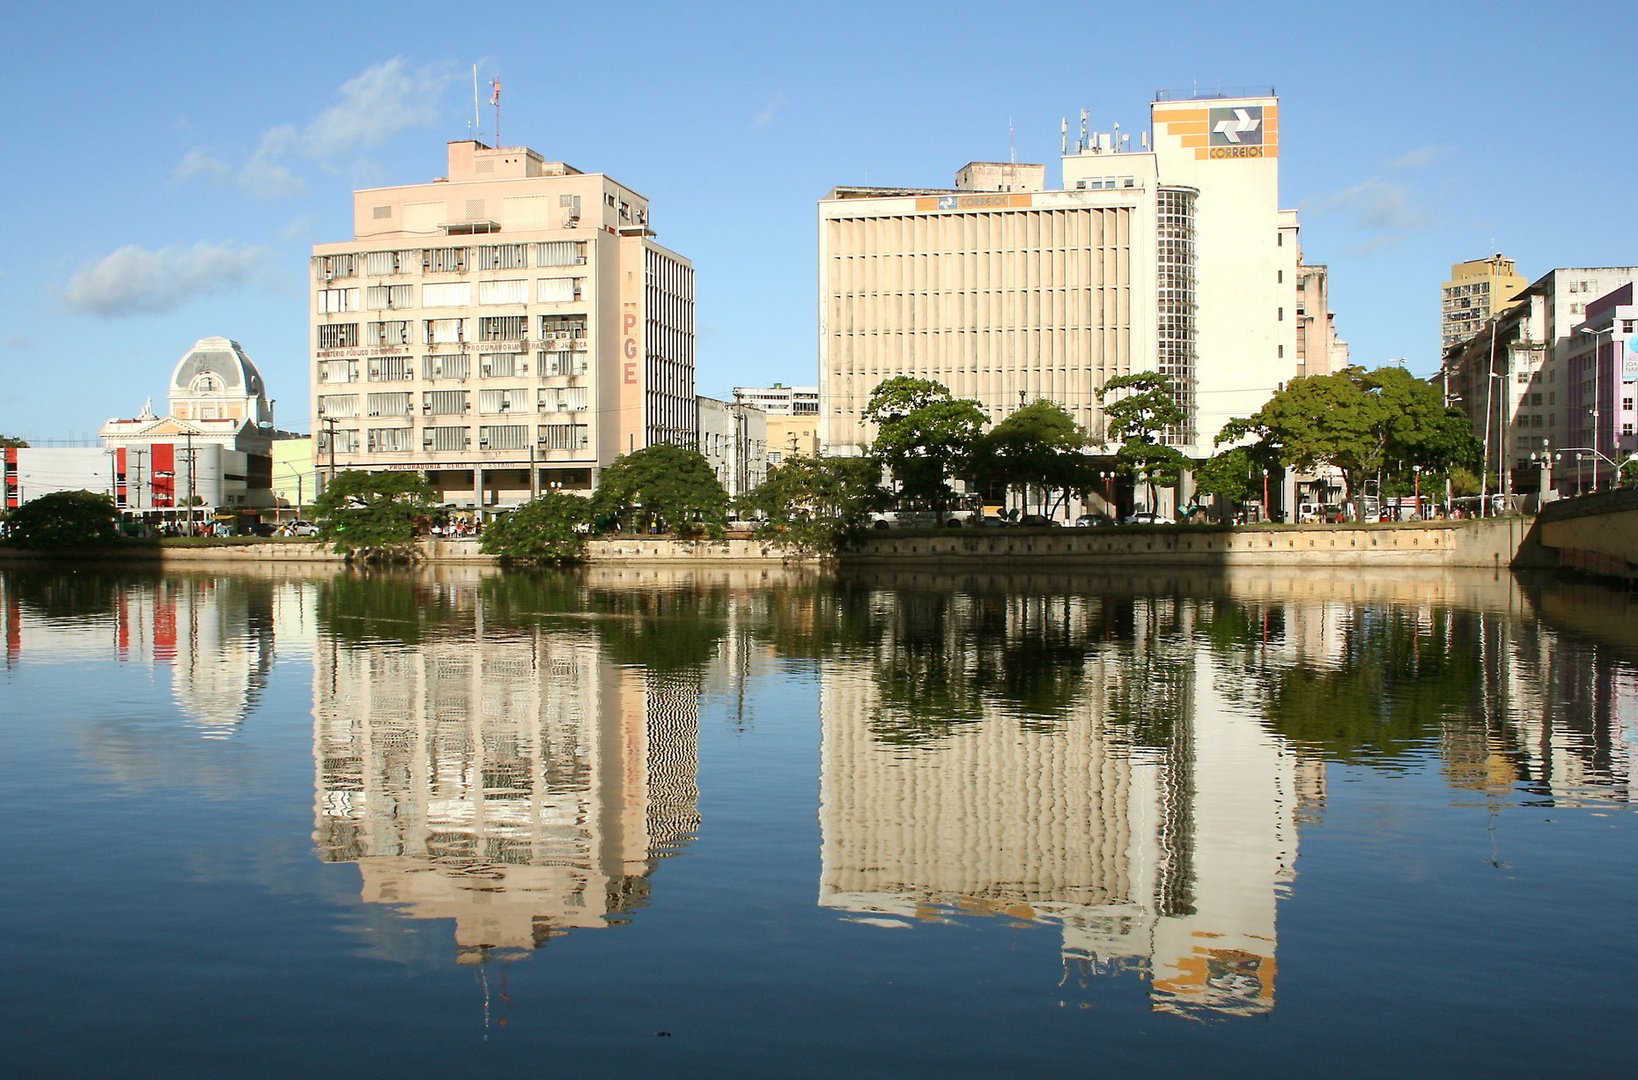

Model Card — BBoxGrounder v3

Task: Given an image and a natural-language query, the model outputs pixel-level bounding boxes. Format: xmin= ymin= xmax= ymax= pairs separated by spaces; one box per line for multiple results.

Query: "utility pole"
xmin=320 ymin=416 xmax=340 ymax=495
xmin=182 ymin=432 xmax=197 ymax=536
xmin=130 ymin=448 xmax=147 ymax=516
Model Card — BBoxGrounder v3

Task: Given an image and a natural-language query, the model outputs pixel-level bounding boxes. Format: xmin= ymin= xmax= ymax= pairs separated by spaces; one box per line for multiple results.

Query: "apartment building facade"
xmin=1441 ymin=254 xmax=1526 ymax=354
xmin=1441 ymin=267 xmax=1638 ymax=498
xmin=310 ymin=141 xmax=696 ymax=508
xmin=819 ymin=90 xmax=1313 ymax=462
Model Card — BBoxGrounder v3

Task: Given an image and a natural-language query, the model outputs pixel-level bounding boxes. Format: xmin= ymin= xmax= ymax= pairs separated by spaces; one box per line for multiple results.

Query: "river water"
xmin=2 ymin=564 xmax=1633 ymax=1076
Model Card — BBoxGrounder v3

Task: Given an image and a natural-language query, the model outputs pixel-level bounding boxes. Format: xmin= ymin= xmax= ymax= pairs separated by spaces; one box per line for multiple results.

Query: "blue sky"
xmin=3 ymin=0 xmax=1632 ymax=442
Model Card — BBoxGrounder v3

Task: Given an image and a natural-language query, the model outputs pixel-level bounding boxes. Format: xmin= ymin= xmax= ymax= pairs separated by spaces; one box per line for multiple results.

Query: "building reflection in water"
xmin=816 ymin=587 xmax=1322 ymax=1018
xmin=311 ymin=575 xmax=701 ymax=963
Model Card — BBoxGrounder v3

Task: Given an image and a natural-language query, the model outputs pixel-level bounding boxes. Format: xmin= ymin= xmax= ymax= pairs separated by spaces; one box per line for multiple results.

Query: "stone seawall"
xmin=845 ymin=518 xmax=1531 ymax=570
xmin=0 ymin=520 xmax=1532 ymax=569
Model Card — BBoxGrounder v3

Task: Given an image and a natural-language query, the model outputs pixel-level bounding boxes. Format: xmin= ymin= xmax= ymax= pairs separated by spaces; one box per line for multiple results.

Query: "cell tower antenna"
xmin=1079 ymin=108 xmax=1089 ymax=153
xmin=1060 ymin=118 xmax=1068 ymax=156
xmin=490 ymin=76 xmax=502 ymax=147
xmin=1008 ymin=116 xmax=1016 ymax=165
xmin=472 ymin=65 xmax=481 ymax=143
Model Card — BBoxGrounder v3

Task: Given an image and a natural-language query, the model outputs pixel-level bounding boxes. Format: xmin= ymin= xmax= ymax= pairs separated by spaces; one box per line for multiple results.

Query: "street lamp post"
xmin=1413 ymin=465 xmax=1422 ymax=518
xmin=1578 ymin=325 xmax=1615 ymax=492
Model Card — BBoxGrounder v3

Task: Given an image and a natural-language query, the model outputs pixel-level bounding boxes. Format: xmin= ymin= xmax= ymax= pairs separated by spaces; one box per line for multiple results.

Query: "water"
xmin=2 ymin=564 xmax=1634 ymax=1076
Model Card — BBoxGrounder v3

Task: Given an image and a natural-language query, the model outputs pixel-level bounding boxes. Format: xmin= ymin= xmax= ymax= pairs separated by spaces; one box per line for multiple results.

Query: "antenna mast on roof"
xmin=1060 ymin=118 xmax=1068 ymax=156
xmin=1008 ymin=116 xmax=1016 ymax=165
xmin=472 ymin=66 xmax=481 ymax=143
xmin=1079 ymin=108 xmax=1089 ymax=153
xmin=490 ymin=76 xmax=502 ymax=147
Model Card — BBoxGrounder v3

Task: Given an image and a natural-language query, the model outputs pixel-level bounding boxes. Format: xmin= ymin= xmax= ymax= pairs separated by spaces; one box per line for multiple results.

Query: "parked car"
xmin=1121 ymin=512 xmax=1176 ymax=526
xmin=285 ymin=520 xmax=320 ymax=537
xmin=1073 ymin=513 xmax=1114 ymax=528
xmin=1017 ymin=514 xmax=1061 ymax=528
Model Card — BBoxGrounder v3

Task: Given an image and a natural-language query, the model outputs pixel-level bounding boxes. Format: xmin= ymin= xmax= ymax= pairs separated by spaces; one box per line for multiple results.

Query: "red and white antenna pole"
xmin=490 ymin=76 xmax=502 ymax=147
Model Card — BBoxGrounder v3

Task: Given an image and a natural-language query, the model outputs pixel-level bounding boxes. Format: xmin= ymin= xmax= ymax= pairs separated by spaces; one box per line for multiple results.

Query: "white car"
xmin=1121 ymin=512 xmax=1176 ymax=526
xmin=285 ymin=520 xmax=320 ymax=537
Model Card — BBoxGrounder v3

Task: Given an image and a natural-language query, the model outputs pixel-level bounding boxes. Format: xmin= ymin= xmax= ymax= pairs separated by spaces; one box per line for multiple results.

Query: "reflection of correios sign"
xmin=1208 ymin=106 xmax=1264 ymax=158
xmin=1622 ymin=338 xmax=1637 ymax=382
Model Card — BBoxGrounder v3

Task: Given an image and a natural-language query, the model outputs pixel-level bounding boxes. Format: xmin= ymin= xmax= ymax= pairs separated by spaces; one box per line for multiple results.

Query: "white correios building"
xmin=310 ymin=140 xmax=696 ymax=510
xmin=818 ymin=89 xmax=1310 ymax=461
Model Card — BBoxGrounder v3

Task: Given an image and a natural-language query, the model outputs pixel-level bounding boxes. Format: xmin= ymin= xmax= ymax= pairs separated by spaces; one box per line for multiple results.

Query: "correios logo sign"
xmin=1208 ymin=106 xmax=1264 ymax=158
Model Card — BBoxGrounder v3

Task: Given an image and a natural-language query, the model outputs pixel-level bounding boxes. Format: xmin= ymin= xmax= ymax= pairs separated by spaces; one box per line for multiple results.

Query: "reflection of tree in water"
xmin=317 ymin=572 xmax=468 ymax=646
xmin=5 ymin=567 xmax=147 ymax=622
xmin=1259 ymin=607 xmax=1484 ymax=764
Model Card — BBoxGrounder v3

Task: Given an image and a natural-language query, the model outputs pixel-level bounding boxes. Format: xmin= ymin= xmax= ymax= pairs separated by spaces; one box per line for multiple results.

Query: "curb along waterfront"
xmin=0 ymin=518 xmax=1538 ymax=569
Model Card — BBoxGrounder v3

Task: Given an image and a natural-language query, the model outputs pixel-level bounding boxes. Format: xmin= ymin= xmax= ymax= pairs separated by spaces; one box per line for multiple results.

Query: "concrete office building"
xmin=1441 ymin=254 xmax=1527 ymax=354
xmin=731 ymin=383 xmax=819 ymax=416
xmin=696 ymin=395 xmax=768 ymax=498
xmin=819 ymin=89 xmax=1318 ymax=462
xmin=1441 ymin=267 xmax=1638 ymax=499
xmin=310 ymin=140 xmax=696 ymax=509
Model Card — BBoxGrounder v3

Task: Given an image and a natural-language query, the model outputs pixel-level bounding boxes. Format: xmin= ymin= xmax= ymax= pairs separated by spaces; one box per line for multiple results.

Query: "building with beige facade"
xmin=819 ymin=90 xmax=1318 ymax=462
xmin=310 ymin=140 xmax=696 ymax=509
xmin=1441 ymin=266 xmax=1638 ymax=500
xmin=1441 ymin=254 xmax=1527 ymax=354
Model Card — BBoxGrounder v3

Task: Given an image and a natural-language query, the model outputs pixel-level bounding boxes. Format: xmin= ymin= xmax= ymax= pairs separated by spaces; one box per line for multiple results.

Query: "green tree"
xmin=970 ymin=400 xmax=1089 ymax=517
xmin=1 ymin=490 xmax=121 ymax=548
xmin=0 ymin=435 xmax=28 ymax=448
xmin=738 ymin=454 xmax=882 ymax=553
xmin=313 ymin=470 xmax=437 ymax=560
xmin=1219 ymin=365 xmax=1477 ymax=520
xmin=481 ymin=491 xmax=591 ymax=564
xmin=591 ymin=443 xmax=729 ymax=536
xmin=863 ymin=376 xmax=987 ymax=512
xmin=1192 ymin=446 xmax=1262 ymax=510
xmin=1097 ymin=372 xmax=1187 ymax=512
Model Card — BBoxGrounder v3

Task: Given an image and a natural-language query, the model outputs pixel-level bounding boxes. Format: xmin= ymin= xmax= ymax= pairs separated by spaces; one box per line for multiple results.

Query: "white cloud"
xmin=1306 ymin=177 xmax=1430 ymax=251
xmin=304 ymin=58 xmax=452 ymax=158
xmin=752 ymin=94 xmax=789 ymax=129
xmin=62 ymin=242 xmax=273 ymax=317
xmin=176 ymin=57 xmax=456 ymax=199
xmin=175 ymin=148 xmax=230 ymax=181
xmin=1387 ymin=145 xmax=1446 ymax=170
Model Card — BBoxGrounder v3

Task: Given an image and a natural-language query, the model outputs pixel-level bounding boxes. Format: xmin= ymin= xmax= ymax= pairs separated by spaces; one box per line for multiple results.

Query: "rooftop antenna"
xmin=471 ymin=65 xmax=481 ymax=143
xmin=1079 ymin=108 xmax=1089 ymax=153
xmin=490 ymin=75 xmax=502 ymax=147
xmin=1141 ymin=130 xmax=1149 ymax=150
xmin=1112 ymin=121 xmax=1121 ymax=153
xmin=1060 ymin=118 xmax=1068 ymax=156
xmin=1008 ymin=116 xmax=1016 ymax=165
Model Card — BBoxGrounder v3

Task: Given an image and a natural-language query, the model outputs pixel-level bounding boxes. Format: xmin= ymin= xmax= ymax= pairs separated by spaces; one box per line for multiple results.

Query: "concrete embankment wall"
xmin=1531 ymin=488 xmax=1638 ymax=582
xmin=844 ymin=518 xmax=1532 ymax=570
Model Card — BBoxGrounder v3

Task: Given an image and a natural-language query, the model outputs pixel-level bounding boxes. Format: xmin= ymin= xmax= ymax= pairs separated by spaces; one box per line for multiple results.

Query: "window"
xmin=535 ymin=241 xmax=587 ymax=267
xmin=317 ymin=359 xmax=358 ymax=384
xmin=365 ymin=284 xmax=414 ymax=310
xmin=478 ymin=279 xmax=528 ymax=305
xmin=477 ymin=244 xmax=527 ymax=270
xmin=424 ymin=318 xmax=465 ymax=344
xmin=364 ymin=250 xmax=413 ymax=275
xmin=318 ymin=323 xmax=359 ymax=350
xmin=423 ymin=247 xmax=468 ymax=274
xmin=423 ymin=425 xmax=469 ymax=452
xmin=422 ymin=282 xmax=473 ymax=307
xmin=538 ymin=350 xmax=586 ymax=376
xmin=369 ymin=356 xmax=414 ymax=382
xmin=366 ymin=392 xmax=413 ymax=416
xmin=538 ymin=423 xmax=589 ymax=451
xmin=423 ymin=354 xmax=470 ymax=381
xmin=423 ymin=390 xmax=469 ymax=416
xmin=478 ymin=424 xmax=529 ymax=450
xmin=317 ymin=394 xmax=359 ymax=418
xmin=317 ymin=428 xmax=359 ymax=454
xmin=318 ymin=287 xmax=358 ymax=313
xmin=479 ymin=353 xmax=518 ymax=378
xmin=368 ymin=427 xmax=412 ymax=452
xmin=368 ymin=321 xmax=412 ymax=347
xmin=537 ymin=277 xmax=583 ymax=303
xmin=480 ymin=315 xmax=528 ymax=341
xmin=317 ymin=253 xmax=358 ymax=280
xmin=539 ymin=314 xmax=587 ymax=341
xmin=537 ymin=387 xmax=588 ymax=412
xmin=478 ymin=388 xmax=526 ymax=413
